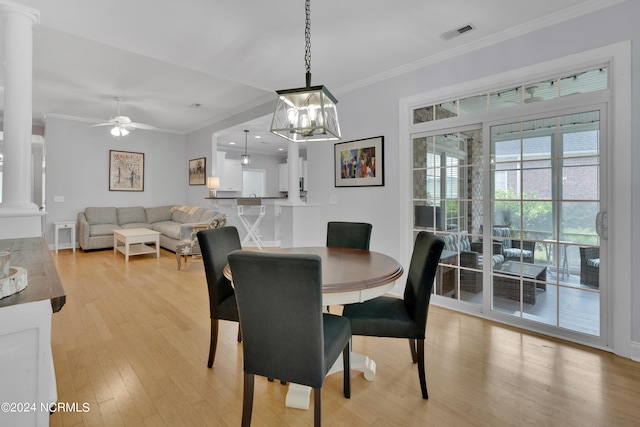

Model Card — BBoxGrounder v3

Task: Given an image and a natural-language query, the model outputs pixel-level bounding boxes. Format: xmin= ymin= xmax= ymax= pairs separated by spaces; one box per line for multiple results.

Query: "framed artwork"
xmin=189 ymin=157 xmax=207 ymax=185
xmin=109 ymin=150 xmax=144 ymax=191
xmin=334 ymin=136 xmax=384 ymax=187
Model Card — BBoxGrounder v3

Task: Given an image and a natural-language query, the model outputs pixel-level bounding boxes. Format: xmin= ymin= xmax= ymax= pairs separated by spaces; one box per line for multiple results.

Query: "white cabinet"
xmin=0 ymin=300 xmax=56 ymax=427
xmin=216 ymin=152 xmax=243 ymax=192
xmin=224 ymin=159 xmax=243 ymax=191
xmin=278 ymin=158 xmax=307 ymax=192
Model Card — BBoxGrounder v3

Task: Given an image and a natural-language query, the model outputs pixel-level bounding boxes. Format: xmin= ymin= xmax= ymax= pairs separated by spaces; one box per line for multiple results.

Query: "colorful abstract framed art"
xmin=334 ymin=136 xmax=384 ymax=187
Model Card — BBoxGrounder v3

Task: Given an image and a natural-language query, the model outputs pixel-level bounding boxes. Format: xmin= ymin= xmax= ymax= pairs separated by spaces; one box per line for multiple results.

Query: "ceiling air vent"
xmin=440 ymin=23 xmax=476 ymax=41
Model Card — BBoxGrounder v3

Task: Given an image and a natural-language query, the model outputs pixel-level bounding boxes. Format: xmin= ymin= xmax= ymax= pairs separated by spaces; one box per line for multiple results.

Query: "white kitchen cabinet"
xmin=216 ymin=152 xmax=243 ymax=192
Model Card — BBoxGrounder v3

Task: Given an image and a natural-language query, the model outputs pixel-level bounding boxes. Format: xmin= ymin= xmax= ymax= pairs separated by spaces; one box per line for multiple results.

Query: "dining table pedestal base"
xmin=285 ymin=352 xmax=376 ymax=409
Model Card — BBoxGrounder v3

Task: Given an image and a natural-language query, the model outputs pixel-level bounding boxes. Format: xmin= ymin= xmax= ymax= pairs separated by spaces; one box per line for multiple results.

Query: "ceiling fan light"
xmin=111 ymin=125 xmax=129 ymax=137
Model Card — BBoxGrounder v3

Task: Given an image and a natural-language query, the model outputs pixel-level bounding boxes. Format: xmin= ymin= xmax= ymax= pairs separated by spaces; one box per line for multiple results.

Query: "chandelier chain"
xmin=305 ymin=0 xmax=311 ymax=74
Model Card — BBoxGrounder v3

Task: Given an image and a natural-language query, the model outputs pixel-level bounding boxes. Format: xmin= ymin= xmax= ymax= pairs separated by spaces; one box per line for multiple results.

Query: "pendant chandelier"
xmin=270 ymin=0 xmax=341 ymax=142
xmin=240 ymin=129 xmax=251 ymax=166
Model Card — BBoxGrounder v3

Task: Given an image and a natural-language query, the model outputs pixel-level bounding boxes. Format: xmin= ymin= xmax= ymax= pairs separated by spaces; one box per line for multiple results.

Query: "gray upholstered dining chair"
xmin=327 ymin=221 xmax=372 ymax=250
xmin=227 ymin=250 xmax=352 ymax=427
xmin=341 ymin=231 xmax=444 ymax=399
xmin=197 ymin=226 xmax=242 ymax=368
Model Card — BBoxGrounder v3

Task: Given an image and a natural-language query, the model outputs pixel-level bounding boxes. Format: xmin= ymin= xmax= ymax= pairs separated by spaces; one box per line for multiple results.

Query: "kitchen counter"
xmin=204 ymin=197 xmax=288 ymax=246
xmin=0 ymin=236 xmax=65 ymax=425
xmin=0 ymin=236 xmax=66 ymax=312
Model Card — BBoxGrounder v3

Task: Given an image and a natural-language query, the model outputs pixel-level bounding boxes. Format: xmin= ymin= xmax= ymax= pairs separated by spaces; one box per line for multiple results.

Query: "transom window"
xmin=413 ymin=66 xmax=608 ymax=124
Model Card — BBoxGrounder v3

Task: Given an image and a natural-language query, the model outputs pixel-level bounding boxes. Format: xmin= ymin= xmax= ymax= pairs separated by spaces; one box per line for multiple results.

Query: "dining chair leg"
xmin=417 ymin=338 xmax=428 ymax=399
xmin=207 ymin=319 xmax=219 ymax=368
xmin=242 ymin=373 xmax=254 ymax=427
xmin=313 ymin=388 xmax=321 ymax=427
xmin=343 ymin=342 xmax=351 ymax=398
xmin=409 ymin=338 xmax=418 ymax=363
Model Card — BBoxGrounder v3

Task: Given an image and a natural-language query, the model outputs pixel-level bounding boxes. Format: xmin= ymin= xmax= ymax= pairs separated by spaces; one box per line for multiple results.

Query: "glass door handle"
xmin=596 ymin=211 xmax=608 ymax=240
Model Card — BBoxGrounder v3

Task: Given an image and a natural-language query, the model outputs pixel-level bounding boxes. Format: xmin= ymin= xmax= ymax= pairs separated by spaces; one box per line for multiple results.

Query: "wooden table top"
xmin=224 ymin=246 xmax=404 ymax=295
xmin=0 ymin=237 xmax=66 ymax=313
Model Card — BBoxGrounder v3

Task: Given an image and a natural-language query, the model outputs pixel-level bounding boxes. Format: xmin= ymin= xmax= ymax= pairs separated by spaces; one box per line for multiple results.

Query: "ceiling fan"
xmin=523 ymin=86 xmax=544 ymax=103
xmin=91 ymin=98 xmax=156 ymax=137
xmin=499 ymin=86 xmax=544 ymax=106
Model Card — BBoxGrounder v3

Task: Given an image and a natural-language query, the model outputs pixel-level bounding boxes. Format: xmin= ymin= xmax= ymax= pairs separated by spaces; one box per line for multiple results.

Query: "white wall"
xmin=44 ymin=116 xmax=187 ymax=241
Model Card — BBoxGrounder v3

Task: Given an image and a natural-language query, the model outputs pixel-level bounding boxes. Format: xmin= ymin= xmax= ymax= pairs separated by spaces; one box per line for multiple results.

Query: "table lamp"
xmin=207 ymin=176 xmax=220 ymax=198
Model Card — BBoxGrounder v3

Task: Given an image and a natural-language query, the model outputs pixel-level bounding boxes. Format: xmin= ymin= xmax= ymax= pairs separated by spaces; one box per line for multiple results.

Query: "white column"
xmin=0 ymin=1 xmax=39 ymax=209
xmin=287 ymin=141 xmax=301 ymax=204
xmin=211 ymin=132 xmax=221 ymax=176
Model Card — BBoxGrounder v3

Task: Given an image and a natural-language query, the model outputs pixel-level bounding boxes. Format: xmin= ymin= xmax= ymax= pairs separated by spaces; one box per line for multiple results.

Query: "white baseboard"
xmin=629 ymin=341 xmax=640 ymax=362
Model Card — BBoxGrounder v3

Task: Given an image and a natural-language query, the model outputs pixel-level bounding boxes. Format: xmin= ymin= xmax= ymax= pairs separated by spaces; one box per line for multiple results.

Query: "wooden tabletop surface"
xmin=0 ymin=237 xmax=66 ymax=313
xmin=225 ymin=246 xmax=404 ymax=294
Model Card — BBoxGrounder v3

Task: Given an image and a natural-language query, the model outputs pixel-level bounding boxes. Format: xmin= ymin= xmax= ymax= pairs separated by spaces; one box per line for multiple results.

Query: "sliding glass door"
xmin=413 ymin=126 xmax=483 ymax=305
xmin=412 ymin=107 xmax=605 ymax=337
xmin=488 ymin=109 xmax=603 ymax=336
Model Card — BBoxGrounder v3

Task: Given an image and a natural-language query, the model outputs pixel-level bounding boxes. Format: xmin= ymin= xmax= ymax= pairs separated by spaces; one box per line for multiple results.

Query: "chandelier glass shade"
xmin=270 ymin=0 xmax=340 ymax=142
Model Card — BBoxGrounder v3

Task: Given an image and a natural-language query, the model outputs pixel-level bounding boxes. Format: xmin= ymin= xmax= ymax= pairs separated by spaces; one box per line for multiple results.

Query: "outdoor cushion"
xmin=459 ymin=230 xmax=471 ymax=251
xmin=492 ymin=227 xmax=512 ymax=248
xmin=85 ymin=207 xmax=118 ymax=225
xmin=440 ymin=234 xmax=458 ymax=252
xmin=504 ymin=248 xmax=533 ymax=258
xmin=587 ymin=258 xmax=600 ymax=268
xmin=439 ymin=231 xmax=471 ymax=253
xmin=477 ymin=254 xmax=505 ymax=268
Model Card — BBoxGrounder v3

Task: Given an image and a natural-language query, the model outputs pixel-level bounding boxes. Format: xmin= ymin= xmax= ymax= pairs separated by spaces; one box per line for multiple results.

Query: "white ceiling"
xmin=0 ymin=0 xmax=623 ymax=155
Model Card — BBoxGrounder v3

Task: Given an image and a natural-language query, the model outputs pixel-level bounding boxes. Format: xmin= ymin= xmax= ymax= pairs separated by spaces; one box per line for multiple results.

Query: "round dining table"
xmin=224 ymin=246 xmax=404 ymax=409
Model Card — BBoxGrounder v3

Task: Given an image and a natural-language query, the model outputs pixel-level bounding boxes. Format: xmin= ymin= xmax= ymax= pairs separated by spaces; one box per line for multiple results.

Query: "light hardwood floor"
xmin=49 ymin=248 xmax=640 ymax=426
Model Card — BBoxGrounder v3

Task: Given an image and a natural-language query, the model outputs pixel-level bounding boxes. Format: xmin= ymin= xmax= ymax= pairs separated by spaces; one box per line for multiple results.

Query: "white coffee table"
xmin=113 ymin=228 xmax=161 ymax=261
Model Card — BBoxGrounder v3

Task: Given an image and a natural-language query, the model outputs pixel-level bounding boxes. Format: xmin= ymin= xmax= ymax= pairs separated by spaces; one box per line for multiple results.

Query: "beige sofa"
xmin=77 ymin=205 xmax=226 ymax=252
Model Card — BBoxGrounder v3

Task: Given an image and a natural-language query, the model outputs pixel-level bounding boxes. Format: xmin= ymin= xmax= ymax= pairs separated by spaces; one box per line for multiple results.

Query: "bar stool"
xmin=237 ymin=198 xmax=265 ymax=249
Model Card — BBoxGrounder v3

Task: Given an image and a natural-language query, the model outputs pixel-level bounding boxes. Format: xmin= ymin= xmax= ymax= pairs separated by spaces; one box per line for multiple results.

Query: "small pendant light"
xmin=240 ymin=129 xmax=251 ymax=166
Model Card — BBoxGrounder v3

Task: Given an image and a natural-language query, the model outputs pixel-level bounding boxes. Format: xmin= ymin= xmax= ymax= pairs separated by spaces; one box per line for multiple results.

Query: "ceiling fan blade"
xmin=91 ymin=99 xmax=155 ymax=134
xmin=128 ymin=122 xmax=156 ymax=130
